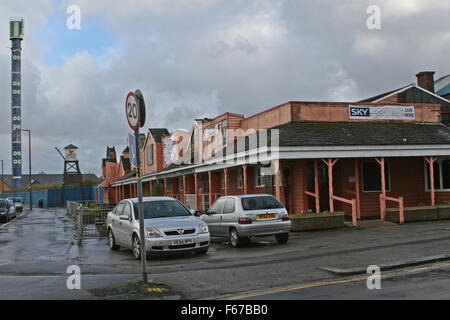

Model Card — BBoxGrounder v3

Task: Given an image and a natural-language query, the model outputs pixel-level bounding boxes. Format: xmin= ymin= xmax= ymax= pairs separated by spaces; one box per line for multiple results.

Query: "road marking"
xmin=220 ymin=261 xmax=450 ymax=300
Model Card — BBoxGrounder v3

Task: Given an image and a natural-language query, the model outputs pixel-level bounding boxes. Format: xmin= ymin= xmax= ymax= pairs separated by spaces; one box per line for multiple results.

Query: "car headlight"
xmin=198 ymin=223 xmax=209 ymax=234
xmin=146 ymin=227 xmax=163 ymax=238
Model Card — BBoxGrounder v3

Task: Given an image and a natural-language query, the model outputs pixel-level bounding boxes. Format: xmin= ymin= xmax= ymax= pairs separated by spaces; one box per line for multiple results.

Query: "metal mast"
xmin=10 ymin=17 xmax=24 ymax=189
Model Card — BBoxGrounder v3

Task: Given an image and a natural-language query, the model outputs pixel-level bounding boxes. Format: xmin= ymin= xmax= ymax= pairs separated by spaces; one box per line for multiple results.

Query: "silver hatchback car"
xmin=200 ymin=194 xmax=291 ymax=247
xmin=107 ymin=197 xmax=210 ymax=259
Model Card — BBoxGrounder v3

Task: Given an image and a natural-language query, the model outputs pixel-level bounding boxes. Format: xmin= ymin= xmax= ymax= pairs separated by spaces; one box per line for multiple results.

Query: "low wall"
xmin=386 ymin=205 xmax=450 ymax=223
xmin=290 ymin=212 xmax=346 ymax=231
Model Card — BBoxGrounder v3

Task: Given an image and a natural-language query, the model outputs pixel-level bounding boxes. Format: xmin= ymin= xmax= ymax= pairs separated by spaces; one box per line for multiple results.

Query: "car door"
xmin=109 ymin=202 xmax=124 ymax=242
xmin=115 ymin=201 xmax=133 ymax=248
xmin=220 ymin=198 xmax=237 ymax=236
xmin=203 ymin=198 xmax=225 ymax=236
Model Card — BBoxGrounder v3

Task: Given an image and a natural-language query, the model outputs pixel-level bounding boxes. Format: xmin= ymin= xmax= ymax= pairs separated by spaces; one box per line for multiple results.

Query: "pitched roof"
xmin=435 ymin=74 xmax=450 ymax=97
xmin=360 ymin=84 xmax=413 ymax=103
xmin=211 ymin=121 xmax=450 ymax=159
xmin=149 ymin=128 xmax=169 ymax=142
xmin=273 ymin=121 xmax=450 ymax=146
xmin=64 ymin=144 xmax=78 ymax=149
xmin=120 ymin=156 xmax=131 ymax=172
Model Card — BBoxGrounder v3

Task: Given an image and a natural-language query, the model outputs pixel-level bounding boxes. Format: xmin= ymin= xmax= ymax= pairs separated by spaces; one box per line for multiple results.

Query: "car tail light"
xmin=282 ymin=215 xmax=290 ymax=221
xmin=238 ymin=217 xmax=252 ymax=224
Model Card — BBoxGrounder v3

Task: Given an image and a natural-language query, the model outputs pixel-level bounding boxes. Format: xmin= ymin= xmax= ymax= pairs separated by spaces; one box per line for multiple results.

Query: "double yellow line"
xmin=220 ymin=261 xmax=450 ymax=300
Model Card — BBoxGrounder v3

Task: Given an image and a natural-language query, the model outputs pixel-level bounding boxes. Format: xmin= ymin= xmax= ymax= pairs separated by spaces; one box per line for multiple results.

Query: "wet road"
xmin=1 ymin=207 xmax=450 ymax=299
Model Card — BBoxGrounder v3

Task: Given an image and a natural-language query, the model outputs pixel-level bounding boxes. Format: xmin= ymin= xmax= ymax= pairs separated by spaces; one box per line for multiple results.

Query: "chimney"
xmin=416 ymin=71 xmax=435 ymax=93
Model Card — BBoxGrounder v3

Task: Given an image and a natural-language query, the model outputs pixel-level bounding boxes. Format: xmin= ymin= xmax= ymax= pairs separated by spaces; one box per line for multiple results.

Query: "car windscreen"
xmin=241 ymin=196 xmax=284 ymax=211
xmin=133 ymin=200 xmax=192 ymax=220
xmin=0 ymin=202 xmax=6 ymax=209
xmin=12 ymin=198 xmax=22 ymax=203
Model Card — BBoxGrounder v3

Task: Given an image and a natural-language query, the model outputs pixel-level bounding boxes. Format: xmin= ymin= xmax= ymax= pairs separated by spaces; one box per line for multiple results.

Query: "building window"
xmin=179 ymin=177 xmax=184 ymax=192
xmin=147 ymin=145 xmax=153 ymax=166
xmin=166 ymin=179 xmax=172 ymax=193
xmin=237 ymin=167 xmax=243 ymax=189
xmin=255 ymin=166 xmax=265 ymax=188
xmin=272 ymin=166 xmax=283 ymax=187
xmin=362 ymin=160 xmax=390 ymax=192
xmin=221 ymin=171 xmax=229 ymax=189
xmin=425 ymin=158 xmax=450 ymax=191
xmin=221 ymin=119 xmax=227 ymax=147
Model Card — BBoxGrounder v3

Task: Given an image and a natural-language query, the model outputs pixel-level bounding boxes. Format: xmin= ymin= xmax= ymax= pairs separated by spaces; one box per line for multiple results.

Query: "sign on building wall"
xmin=164 ymin=137 xmax=175 ymax=167
xmin=349 ymin=105 xmax=415 ymax=120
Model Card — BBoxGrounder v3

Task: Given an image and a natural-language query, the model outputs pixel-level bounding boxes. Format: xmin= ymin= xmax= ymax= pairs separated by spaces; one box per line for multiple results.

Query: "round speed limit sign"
xmin=126 ymin=92 xmax=140 ymax=131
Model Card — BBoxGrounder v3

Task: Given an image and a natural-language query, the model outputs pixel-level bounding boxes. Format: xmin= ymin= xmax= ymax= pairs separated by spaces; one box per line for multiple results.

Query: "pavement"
xmin=0 ymin=207 xmax=449 ymax=299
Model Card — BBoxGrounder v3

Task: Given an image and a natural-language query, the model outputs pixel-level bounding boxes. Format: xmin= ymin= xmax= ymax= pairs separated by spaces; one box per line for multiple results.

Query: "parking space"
xmin=1 ymin=206 xmax=449 ymax=299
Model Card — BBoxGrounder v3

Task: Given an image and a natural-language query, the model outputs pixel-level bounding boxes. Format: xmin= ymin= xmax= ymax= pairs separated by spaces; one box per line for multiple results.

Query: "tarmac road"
xmin=0 ymin=207 xmax=449 ymax=299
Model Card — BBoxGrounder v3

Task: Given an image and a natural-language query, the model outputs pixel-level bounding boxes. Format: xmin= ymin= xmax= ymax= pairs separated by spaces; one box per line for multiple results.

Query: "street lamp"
xmin=1 ymin=160 xmax=3 ymax=196
xmin=22 ymin=129 xmax=32 ymax=210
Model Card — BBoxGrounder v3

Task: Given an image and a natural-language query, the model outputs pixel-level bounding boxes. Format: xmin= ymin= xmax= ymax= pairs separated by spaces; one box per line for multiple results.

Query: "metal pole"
xmin=135 ymin=129 xmax=147 ymax=283
xmin=22 ymin=129 xmax=32 ymax=209
xmin=1 ymin=160 xmax=4 ymax=196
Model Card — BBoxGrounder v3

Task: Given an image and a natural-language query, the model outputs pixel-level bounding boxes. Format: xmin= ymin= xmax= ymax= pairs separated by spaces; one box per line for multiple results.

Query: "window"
xmin=241 ymin=196 xmax=284 ymax=211
xmin=209 ymin=198 xmax=225 ymax=214
xmin=179 ymin=177 xmax=184 ymax=192
xmin=221 ymin=171 xmax=229 ymax=189
xmin=223 ymin=199 xmax=236 ymax=214
xmin=221 ymin=119 xmax=227 ymax=146
xmin=425 ymin=158 xmax=450 ymax=190
xmin=237 ymin=167 xmax=243 ymax=189
xmin=166 ymin=179 xmax=172 ymax=192
xmin=122 ymin=203 xmax=132 ymax=219
xmin=134 ymin=200 xmax=191 ymax=220
xmin=147 ymin=145 xmax=153 ymax=166
xmin=362 ymin=160 xmax=390 ymax=192
xmin=255 ymin=166 xmax=265 ymax=188
xmin=113 ymin=203 xmax=124 ymax=215
xmin=272 ymin=167 xmax=283 ymax=187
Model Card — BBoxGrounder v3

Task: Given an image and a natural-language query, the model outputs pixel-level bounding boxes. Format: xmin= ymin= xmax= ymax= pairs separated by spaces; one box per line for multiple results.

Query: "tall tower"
xmin=10 ymin=17 xmax=24 ymax=189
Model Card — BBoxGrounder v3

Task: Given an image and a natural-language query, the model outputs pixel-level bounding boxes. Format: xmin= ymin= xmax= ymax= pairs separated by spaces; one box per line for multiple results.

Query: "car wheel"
xmin=108 ymin=229 xmax=120 ymax=251
xmin=275 ymin=233 xmax=289 ymax=244
xmin=132 ymin=235 xmax=141 ymax=260
xmin=230 ymin=228 xmax=248 ymax=248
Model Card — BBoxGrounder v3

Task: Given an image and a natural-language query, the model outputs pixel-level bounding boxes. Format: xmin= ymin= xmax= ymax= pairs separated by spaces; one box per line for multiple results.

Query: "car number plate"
xmin=257 ymin=213 xmax=277 ymax=220
xmin=172 ymin=238 xmax=193 ymax=245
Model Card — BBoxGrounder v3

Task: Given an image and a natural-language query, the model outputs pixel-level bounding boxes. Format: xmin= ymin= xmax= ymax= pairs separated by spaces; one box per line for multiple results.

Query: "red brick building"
xmin=100 ymin=72 xmax=450 ymax=225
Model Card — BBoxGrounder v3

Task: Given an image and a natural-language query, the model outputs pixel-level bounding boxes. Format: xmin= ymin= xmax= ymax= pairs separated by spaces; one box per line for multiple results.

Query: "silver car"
xmin=0 ymin=199 xmax=16 ymax=223
xmin=200 ymin=194 xmax=291 ymax=248
xmin=7 ymin=197 xmax=23 ymax=212
xmin=107 ymin=197 xmax=210 ymax=259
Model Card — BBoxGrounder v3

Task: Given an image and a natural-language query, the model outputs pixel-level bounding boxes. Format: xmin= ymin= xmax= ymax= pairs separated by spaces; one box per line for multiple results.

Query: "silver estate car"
xmin=200 ymin=194 xmax=291 ymax=248
xmin=107 ymin=197 xmax=210 ymax=259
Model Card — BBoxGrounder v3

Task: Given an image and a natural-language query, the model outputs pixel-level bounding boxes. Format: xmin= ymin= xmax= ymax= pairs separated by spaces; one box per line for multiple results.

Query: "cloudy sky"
xmin=0 ymin=0 xmax=449 ymax=177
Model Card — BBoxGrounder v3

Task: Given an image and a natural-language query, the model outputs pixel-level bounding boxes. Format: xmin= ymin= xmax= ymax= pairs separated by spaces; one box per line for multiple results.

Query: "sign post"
xmin=126 ymin=91 xmax=147 ymax=283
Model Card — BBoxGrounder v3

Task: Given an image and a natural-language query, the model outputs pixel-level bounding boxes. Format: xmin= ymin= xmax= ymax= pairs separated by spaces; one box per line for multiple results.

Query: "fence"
xmin=3 ymin=186 xmax=102 ymax=208
xmin=67 ymin=200 xmax=114 ymax=245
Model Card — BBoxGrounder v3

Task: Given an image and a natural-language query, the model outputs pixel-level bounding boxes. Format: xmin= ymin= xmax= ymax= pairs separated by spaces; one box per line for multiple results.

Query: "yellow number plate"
xmin=257 ymin=213 xmax=277 ymax=220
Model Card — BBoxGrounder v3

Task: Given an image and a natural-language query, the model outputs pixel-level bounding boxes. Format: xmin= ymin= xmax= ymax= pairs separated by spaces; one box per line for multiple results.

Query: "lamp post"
xmin=1 ymin=160 xmax=3 ymax=196
xmin=22 ymin=129 xmax=32 ymax=210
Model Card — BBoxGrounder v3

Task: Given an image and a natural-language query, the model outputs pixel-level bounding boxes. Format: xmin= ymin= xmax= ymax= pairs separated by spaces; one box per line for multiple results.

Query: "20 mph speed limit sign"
xmin=126 ymin=92 xmax=140 ymax=131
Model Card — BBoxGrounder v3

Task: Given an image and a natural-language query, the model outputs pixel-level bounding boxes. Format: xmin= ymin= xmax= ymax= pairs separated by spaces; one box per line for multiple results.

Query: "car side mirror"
xmin=189 ymin=209 xmax=195 ymax=215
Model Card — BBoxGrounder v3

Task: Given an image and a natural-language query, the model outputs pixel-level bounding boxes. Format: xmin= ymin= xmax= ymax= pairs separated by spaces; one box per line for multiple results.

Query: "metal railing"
xmin=67 ymin=201 xmax=115 ymax=245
